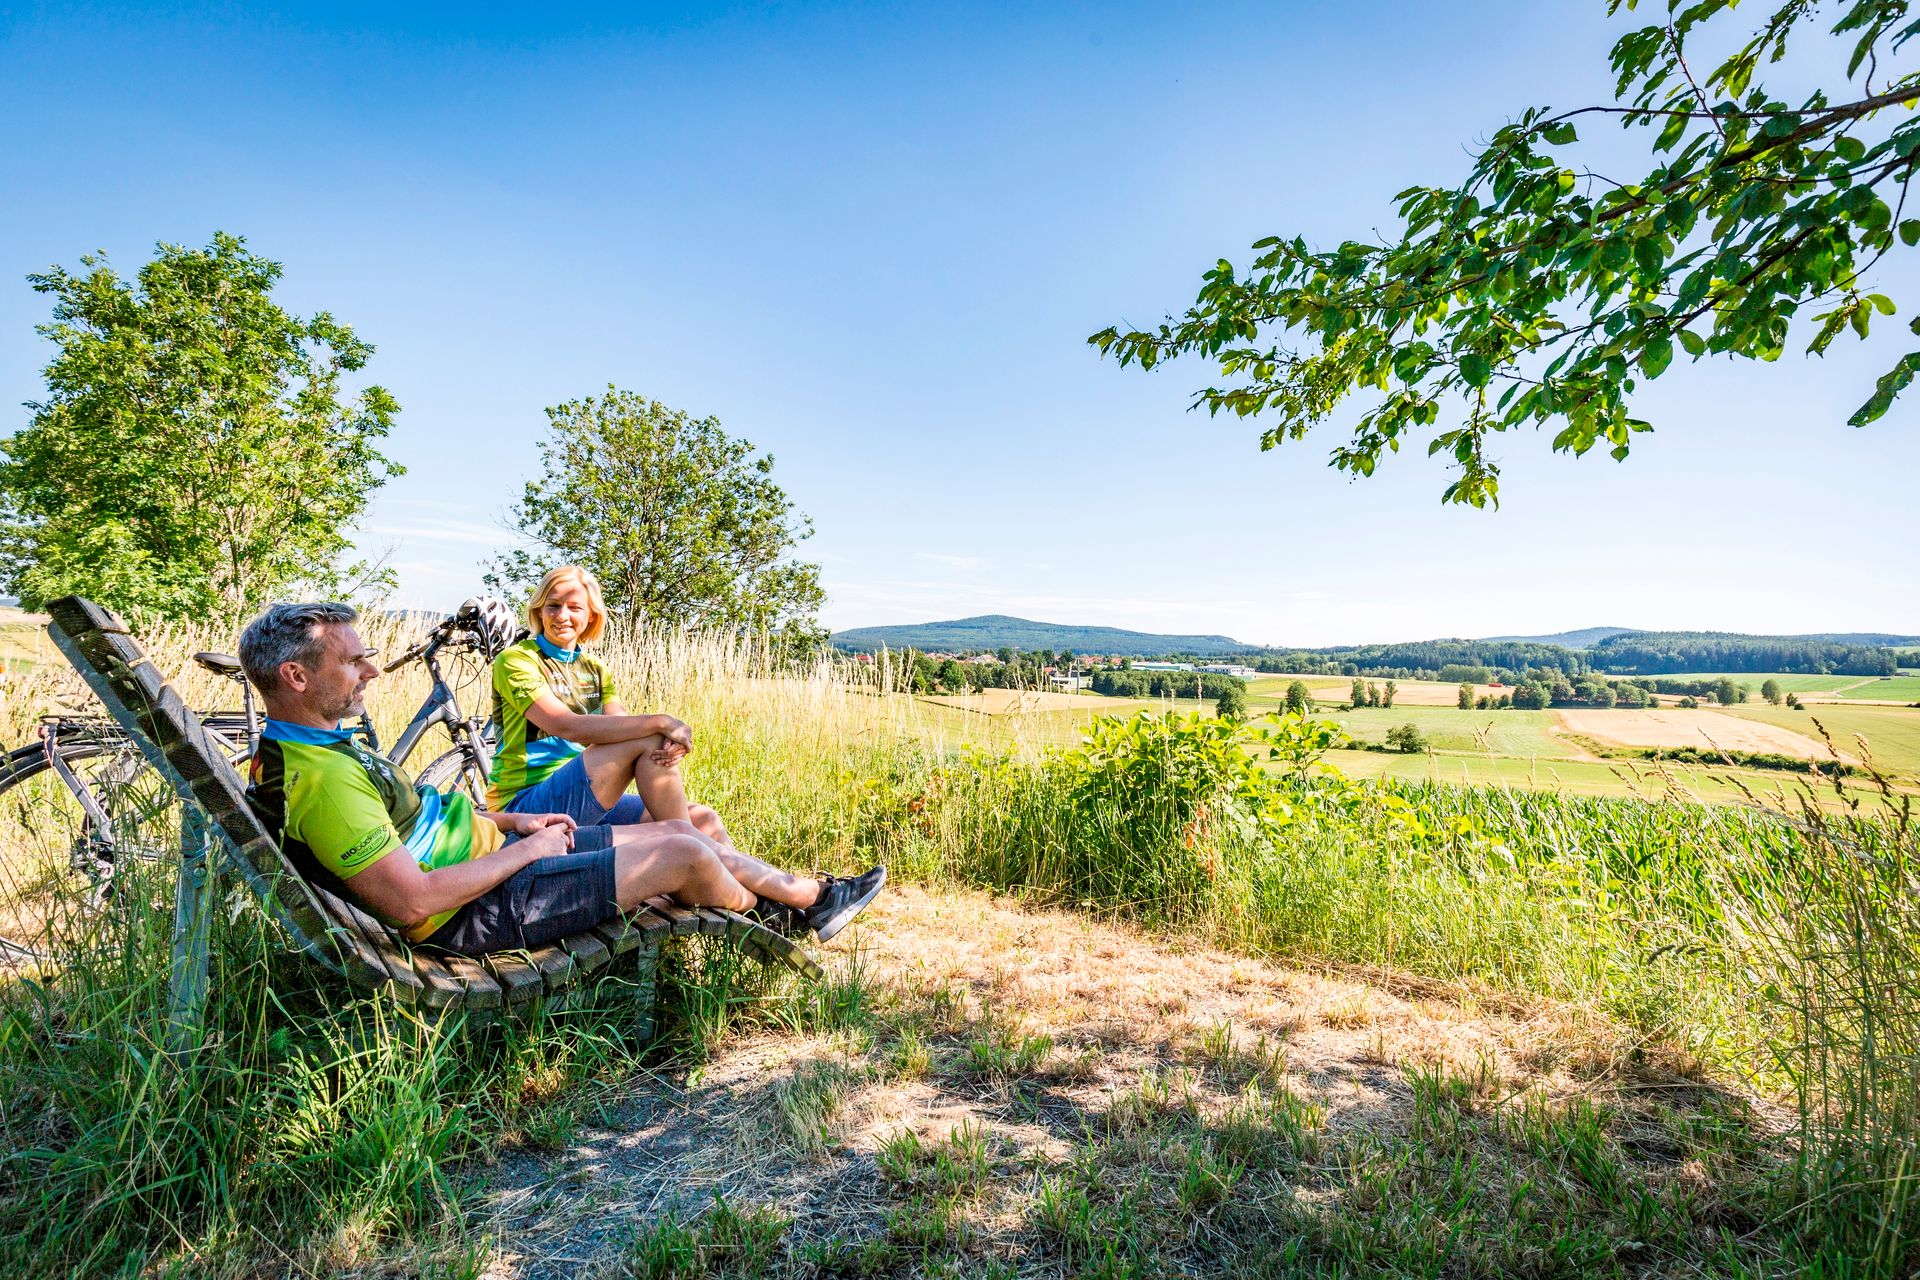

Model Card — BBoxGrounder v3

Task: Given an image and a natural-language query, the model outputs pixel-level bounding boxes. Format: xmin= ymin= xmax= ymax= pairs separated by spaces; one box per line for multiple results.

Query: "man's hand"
xmin=514 ymin=821 xmax=575 ymax=860
xmin=516 ymin=811 xmax=577 ymax=837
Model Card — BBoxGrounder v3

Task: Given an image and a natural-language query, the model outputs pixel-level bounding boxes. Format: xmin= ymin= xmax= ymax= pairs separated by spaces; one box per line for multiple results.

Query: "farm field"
xmin=1322 ymin=705 xmax=1575 ymax=758
xmin=901 ymin=688 xmax=1919 ymax=807
xmin=1644 ymin=671 xmax=1874 ymax=694
xmin=0 ymin=615 xmax=50 ymax=674
xmin=1321 ymin=744 xmax=1885 ymax=807
xmin=1555 ymin=707 xmax=1848 ymax=761
xmin=1246 ymin=673 xmax=1507 ymax=707
xmin=1833 ymin=673 xmax=1920 ymax=701
xmin=1722 ymin=701 xmax=1920 ymax=779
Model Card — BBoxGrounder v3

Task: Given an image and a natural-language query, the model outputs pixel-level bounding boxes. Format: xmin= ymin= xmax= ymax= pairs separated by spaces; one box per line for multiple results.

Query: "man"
xmin=238 ymin=602 xmax=884 ymax=954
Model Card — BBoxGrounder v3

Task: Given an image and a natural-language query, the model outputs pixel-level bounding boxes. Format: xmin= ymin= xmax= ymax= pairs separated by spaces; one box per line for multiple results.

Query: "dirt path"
xmin=465 ymin=886 xmax=1751 ymax=1279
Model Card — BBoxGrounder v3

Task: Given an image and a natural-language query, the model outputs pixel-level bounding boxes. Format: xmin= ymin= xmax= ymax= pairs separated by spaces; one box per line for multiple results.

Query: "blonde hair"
xmin=525 ymin=564 xmax=609 ymax=645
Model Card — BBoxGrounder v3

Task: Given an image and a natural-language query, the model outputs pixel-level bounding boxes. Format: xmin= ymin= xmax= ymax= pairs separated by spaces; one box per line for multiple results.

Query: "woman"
xmin=488 ymin=565 xmax=882 ymax=939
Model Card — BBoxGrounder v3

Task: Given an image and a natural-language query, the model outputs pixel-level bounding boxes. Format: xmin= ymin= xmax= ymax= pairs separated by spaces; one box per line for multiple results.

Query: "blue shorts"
xmin=502 ymin=754 xmax=648 ymax=826
xmin=424 ymin=824 xmax=620 ymax=954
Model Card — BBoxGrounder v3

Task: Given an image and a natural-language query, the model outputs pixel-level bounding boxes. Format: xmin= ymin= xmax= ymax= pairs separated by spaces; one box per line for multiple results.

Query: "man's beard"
xmin=319 ymin=690 xmax=363 ymax=724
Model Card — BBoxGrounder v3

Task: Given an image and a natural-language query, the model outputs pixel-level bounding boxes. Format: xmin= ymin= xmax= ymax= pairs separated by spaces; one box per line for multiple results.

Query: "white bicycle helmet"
xmin=458 ymin=595 xmax=524 ymax=658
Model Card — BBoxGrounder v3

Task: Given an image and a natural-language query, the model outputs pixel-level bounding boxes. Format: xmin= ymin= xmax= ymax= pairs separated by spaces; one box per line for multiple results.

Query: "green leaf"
xmin=1677 ymin=329 xmax=1707 ymax=357
xmin=1639 ymin=337 xmax=1673 ymax=377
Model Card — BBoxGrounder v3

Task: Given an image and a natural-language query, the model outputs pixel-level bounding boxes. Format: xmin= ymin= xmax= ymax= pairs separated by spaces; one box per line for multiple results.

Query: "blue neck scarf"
xmin=261 ymin=717 xmax=357 ymax=746
xmin=535 ymin=633 xmax=580 ymax=663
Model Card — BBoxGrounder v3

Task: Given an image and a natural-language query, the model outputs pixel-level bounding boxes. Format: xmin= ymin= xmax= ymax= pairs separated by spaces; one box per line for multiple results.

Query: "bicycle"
xmin=0 ymin=598 xmax=518 ymax=956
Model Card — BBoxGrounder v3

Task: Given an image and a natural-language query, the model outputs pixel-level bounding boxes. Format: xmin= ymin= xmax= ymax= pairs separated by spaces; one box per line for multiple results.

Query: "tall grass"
xmin=0 ymin=614 xmax=1915 ymax=1272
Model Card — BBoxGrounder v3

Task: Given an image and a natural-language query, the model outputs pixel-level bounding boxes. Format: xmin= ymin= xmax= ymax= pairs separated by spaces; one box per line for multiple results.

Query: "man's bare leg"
xmin=680 ymin=804 xmax=822 ymax=908
xmin=613 ymin=818 xmax=822 ymax=910
xmin=608 ymin=824 xmax=753 ymax=913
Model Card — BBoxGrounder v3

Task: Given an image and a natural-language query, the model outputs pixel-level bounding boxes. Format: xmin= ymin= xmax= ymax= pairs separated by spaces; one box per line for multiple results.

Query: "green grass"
xmin=1834 ymin=673 xmax=1920 ymax=701
xmin=1319 ymin=705 xmax=1573 ymax=757
xmin=1 ymin=618 xmax=1916 ymax=1275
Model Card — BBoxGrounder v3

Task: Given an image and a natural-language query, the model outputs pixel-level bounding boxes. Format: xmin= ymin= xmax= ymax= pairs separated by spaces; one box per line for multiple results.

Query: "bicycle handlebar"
xmin=383 ymin=608 xmax=488 ymax=673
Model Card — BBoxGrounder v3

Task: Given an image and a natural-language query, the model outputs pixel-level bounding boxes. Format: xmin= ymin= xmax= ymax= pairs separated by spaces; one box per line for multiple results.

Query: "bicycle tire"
xmin=0 ymin=733 xmax=178 ymax=871
xmin=0 ymin=732 xmax=178 ymax=959
xmin=416 ymin=747 xmax=488 ymax=810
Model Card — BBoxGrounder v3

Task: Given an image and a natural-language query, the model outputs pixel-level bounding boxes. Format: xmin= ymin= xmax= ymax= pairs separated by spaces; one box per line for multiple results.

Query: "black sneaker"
xmin=745 ymin=898 xmax=804 ymax=935
xmin=803 ymin=866 xmax=887 ymax=942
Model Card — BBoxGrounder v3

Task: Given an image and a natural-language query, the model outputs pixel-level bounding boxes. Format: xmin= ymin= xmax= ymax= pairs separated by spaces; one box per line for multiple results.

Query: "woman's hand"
xmin=651 ymin=716 xmax=693 ymax=764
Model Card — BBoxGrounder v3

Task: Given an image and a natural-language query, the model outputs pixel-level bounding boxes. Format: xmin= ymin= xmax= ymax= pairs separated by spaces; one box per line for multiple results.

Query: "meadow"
xmin=0 ymin=618 xmax=1915 ymax=1275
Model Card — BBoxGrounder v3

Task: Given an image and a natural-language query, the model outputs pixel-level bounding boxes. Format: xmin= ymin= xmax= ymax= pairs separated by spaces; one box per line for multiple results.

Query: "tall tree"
xmin=1 ymin=233 xmax=400 ymax=617
xmin=1458 ymin=681 xmax=1475 ymax=710
xmin=1092 ymin=2 xmax=1920 ymax=507
xmin=487 ymin=388 xmax=824 ymax=635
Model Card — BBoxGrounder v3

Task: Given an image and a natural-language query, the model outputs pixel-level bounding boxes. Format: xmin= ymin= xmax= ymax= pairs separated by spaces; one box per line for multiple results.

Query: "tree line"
xmin=1587 ymin=632 xmax=1901 ymax=677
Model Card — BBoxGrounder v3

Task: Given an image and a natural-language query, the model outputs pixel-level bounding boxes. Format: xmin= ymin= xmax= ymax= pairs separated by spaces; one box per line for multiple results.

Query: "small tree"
xmin=1350 ymin=677 xmax=1366 ymax=708
xmin=1761 ymin=679 xmax=1783 ymax=705
xmin=1714 ymin=678 xmax=1742 ymax=707
xmin=1216 ymin=681 xmax=1248 ymax=720
xmin=1385 ymin=722 xmax=1426 ymax=754
xmin=1285 ymin=680 xmax=1312 ymax=716
xmin=1 ymin=233 xmax=401 ymax=617
xmin=1786 ymin=692 xmax=1804 ymax=710
xmin=487 ymin=388 xmax=823 ymax=635
xmin=1458 ymin=681 xmax=1474 ymax=710
xmin=1383 ymin=679 xmax=1397 ymax=709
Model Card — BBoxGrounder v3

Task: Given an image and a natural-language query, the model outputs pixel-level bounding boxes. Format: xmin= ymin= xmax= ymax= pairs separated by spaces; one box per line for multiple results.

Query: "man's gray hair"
xmin=238 ymin=602 xmax=359 ymax=694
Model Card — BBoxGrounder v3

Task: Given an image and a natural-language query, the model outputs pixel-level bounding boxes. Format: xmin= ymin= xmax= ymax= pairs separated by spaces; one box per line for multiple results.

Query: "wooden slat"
xmin=482 ymin=951 xmax=547 ymax=1007
xmin=690 ymin=907 xmax=736 ymax=937
xmin=628 ymin=907 xmax=675 ymax=945
xmin=651 ymin=903 xmax=708 ymax=936
xmin=590 ymin=914 xmax=645 ymax=957
xmin=714 ymin=909 xmax=827 ymax=980
xmin=311 ymin=886 xmax=428 ymax=1004
xmin=521 ymin=943 xmax=578 ymax=991
xmin=446 ymin=953 xmax=503 ymax=1008
xmin=557 ymin=930 xmax=612 ymax=975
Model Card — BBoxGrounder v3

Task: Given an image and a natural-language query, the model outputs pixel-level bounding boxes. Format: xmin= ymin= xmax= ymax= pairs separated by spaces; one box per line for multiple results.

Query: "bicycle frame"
xmin=372 ymin=632 xmax=495 ymax=785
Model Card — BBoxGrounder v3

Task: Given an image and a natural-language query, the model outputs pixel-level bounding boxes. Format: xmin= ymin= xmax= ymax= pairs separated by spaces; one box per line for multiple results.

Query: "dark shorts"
xmin=423 ymin=824 xmax=620 ymax=955
xmin=503 ymin=754 xmax=649 ymax=825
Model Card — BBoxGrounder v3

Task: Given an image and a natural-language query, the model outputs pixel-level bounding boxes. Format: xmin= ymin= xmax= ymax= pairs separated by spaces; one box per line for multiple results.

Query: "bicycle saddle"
xmin=193 ymin=651 xmax=246 ymax=680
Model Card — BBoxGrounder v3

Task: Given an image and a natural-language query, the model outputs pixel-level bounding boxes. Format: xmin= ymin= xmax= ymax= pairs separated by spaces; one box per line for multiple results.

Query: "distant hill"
xmin=1482 ymin=627 xmax=1640 ymax=649
xmin=832 ymin=615 xmax=1248 ymax=657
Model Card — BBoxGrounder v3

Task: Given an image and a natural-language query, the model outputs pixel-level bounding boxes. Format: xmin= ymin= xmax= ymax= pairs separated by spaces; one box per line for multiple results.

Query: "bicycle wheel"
xmin=0 ymin=730 xmax=178 ymax=954
xmin=57 ymin=735 xmax=180 ymax=877
xmin=416 ymin=747 xmax=487 ymax=810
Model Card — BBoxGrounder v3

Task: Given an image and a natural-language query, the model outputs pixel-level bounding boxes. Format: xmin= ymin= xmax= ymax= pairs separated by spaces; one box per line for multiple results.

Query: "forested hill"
xmin=1481 ymin=627 xmax=1640 ymax=649
xmin=831 ymin=616 xmax=1247 ymax=656
xmin=1587 ymin=631 xmax=1917 ymax=675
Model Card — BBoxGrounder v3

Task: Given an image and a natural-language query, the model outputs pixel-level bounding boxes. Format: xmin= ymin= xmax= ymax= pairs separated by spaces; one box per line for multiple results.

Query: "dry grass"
xmin=460 ymin=884 xmax=1769 ymax=1279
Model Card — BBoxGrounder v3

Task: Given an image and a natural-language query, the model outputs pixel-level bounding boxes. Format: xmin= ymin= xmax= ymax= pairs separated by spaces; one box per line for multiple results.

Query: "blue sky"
xmin=2 ymin=2 xmax=1914 ymax=646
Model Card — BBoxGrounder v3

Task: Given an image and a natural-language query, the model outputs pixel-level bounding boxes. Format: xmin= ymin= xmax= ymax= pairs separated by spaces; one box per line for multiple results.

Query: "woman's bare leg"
xmin=579 ymin=734 xmax=690 ymax=822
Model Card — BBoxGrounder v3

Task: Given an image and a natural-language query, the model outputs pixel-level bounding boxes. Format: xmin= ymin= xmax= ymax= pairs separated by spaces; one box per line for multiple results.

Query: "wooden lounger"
xmin=43 ymin=596 xmax=821 ymax=1045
